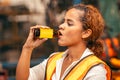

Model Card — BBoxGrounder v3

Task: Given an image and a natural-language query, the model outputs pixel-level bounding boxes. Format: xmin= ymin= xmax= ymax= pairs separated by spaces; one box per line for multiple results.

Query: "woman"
xmin=16 ymin=4 xmax=111 ymax=80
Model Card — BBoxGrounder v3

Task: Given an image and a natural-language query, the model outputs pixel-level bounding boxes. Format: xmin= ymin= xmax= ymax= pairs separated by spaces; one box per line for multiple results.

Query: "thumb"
xmin=34 ymin=38 xmax=48 ymax=47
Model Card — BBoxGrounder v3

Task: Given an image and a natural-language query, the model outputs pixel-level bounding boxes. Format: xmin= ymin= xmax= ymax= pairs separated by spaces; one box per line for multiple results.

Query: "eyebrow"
xmin=67 ymin=19 xmax=73 ymax=22
xmin=63 ymin=18 xmax=74 ymax=22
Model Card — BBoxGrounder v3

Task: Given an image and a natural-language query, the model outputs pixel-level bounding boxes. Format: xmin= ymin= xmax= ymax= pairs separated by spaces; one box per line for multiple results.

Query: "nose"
xmin=59 ymin=23 xmax=65 ymax=30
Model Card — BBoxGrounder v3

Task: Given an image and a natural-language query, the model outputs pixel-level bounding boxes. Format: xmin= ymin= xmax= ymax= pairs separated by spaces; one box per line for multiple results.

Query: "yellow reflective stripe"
xmin=46 ymin=52 xmax=64 ymax=80
xmin=64 ymin=55 xmax=106 ymax=80
xmin=46 ymin=53 xmax=111 ymax=80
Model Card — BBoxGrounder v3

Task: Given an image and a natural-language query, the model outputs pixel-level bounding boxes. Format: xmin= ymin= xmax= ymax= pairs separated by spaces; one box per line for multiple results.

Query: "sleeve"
xmin=28 ymin=52 xmax=59 ymax=80
xmin=83 ymin=64 xmax=107 ymax=80
xmin=28 ymin=59 xmax=47 ymax=80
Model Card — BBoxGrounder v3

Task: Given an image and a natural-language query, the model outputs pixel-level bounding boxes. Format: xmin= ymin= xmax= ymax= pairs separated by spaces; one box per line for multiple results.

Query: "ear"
xmin=82 ymin=29 xmax=92 ymax=39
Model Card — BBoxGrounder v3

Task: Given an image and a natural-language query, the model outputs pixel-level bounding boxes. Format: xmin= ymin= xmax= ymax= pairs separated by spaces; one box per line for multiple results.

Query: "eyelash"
xmin=62 ymin=19 xmax=73 ymax=26
xmin=67 ymin=22 xmax=73 ymax=26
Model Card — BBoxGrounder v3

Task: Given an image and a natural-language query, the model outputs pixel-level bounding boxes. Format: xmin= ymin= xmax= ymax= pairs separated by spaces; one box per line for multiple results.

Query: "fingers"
xmin=30 ymin=25 xmax=50 ymax=39
xmin=31 ymin=25 xmax=50 ymax=30
xmin=24 ymin=25 xmax=49 ymax=49
xmin=30 ymin=25 xmax=50 ymax=37
xmin=38 ymin=38 xmax=48 ymax=43
xmin=33 ymin=38 xmax=48 ymax=48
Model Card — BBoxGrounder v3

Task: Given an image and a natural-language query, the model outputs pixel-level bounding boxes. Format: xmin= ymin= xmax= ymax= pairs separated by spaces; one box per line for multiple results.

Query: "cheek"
xmin=58 ymin=31 xmax=82 ymax=46
xmin=67 ymin=30 xmax=82 ymax=39
xmin=68 ymin=30 xmax=83 ymax=42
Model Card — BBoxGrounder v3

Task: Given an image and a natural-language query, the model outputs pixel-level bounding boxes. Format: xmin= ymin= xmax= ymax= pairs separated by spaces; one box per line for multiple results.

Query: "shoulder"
xmin=84 ymin=64 xmax=107 ymax=80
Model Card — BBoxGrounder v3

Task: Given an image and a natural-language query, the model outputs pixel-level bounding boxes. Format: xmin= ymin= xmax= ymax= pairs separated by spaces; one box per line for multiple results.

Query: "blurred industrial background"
xmin=0 ymin=0 xmax=120 ymax=80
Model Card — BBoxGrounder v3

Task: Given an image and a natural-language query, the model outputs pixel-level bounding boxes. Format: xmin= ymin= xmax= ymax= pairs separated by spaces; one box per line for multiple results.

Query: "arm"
xmin=16 ymin=26 xmax=48 ymax=80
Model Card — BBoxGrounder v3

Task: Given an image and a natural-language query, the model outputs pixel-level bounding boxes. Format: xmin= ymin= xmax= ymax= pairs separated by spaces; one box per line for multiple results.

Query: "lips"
xmin=58 ymin=31 xmax=62 ymax=35
xmin=58 ymin=30 xmax=63 ymax=38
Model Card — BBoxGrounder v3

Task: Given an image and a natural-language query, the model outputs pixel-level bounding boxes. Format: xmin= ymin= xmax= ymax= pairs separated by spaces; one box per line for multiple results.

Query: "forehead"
xmin=65 ymin=8 xmax=84 ymax=20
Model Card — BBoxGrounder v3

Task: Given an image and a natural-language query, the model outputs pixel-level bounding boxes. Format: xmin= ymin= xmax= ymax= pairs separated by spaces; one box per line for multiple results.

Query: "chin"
xmin=58 ymin=39 xmax=70 ymax=46
xmin=58 ymin=43 xmax=65 ymax=46
xmin=58 ymin=42 xmax=66 ymax=46
xmin=58 ymin=42 xmax=69 ymax=47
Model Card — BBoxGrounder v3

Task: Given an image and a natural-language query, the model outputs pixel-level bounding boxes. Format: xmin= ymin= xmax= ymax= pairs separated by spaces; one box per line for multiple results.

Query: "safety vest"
xmin=45 ymin=52 xmax=111 ymax=80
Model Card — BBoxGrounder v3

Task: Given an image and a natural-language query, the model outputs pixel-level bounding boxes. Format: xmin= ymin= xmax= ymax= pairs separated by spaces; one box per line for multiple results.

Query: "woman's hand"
xmin=23 ymin=25 xmax=48 ymax=50
xmin=16 ymin=25 xmax=49 ymax=80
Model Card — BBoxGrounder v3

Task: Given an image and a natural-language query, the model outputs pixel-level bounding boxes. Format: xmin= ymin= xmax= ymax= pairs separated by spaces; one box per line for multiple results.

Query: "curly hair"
xmin=69 ymin=4 xmax=105 ymax=57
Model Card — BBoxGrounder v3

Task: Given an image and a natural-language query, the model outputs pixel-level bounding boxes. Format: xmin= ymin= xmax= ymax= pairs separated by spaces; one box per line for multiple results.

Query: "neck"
xmin=67 ymin=43 xmax=87 ymax=61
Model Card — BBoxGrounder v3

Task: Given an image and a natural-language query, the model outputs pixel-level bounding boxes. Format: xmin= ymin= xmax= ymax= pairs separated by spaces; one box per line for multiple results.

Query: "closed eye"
xmin=67 ymin=19 xmax=74 ymax=26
